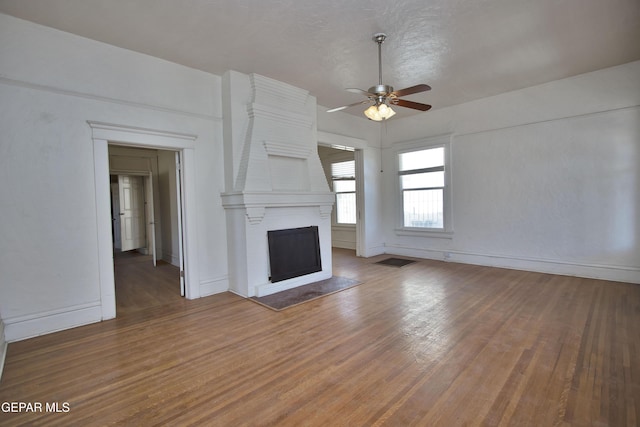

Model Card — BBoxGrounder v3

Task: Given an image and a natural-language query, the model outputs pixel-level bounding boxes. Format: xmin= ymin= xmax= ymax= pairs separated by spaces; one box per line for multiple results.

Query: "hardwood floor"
xmin=1 ymin=249 xmax=638 ymax=426
xmin=113 ymin=251 xmax=183 ymax=316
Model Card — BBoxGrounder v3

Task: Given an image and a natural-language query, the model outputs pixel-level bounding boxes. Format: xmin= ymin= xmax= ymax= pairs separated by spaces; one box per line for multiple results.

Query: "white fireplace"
xmin=221 ymin=71 xmax=334 ymax=297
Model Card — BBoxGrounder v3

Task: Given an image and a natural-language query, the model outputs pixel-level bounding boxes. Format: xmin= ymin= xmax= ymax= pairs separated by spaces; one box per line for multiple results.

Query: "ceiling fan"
xmin=327 ymin=33 xmax=432 ymax=121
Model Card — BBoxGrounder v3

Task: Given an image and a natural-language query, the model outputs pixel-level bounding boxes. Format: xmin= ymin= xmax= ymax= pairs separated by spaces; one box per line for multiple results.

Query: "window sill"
xmin=395 ymin=228 xmax=454 ymax=239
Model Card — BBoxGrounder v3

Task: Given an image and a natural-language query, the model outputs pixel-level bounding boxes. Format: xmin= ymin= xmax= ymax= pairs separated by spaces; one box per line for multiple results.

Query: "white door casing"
xmin=145 ymin=172 xmax=157 ymax=266
xmin=175 ymin=152 xmax=185 ymax=296
xmin=89 ymin=121 xmax=199 ymax=320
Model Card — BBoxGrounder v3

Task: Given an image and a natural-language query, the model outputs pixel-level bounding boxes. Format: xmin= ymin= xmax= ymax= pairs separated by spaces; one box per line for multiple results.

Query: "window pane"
xmin=399 ymin=147 xmax=444 ymax=171
xmin=400 ymin=147 xmax=444 ymax=171
xmin=400 ymin=171 xmax=444 ymax=189
xmin=331 ymin=160 xmax=355 ymax=179
xmin=333 ymin=180 xmax=356 ymax=193
xmin=403 ymin=189 xmax=443 ymax=228
xmin=336 ymin=193 xmax=356 ymax=224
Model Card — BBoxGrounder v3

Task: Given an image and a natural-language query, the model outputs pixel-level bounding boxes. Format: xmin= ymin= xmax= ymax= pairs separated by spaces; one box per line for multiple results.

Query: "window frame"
xmin=395 ymin=136 xmax=453 ymax=238
xmin=331 ymin=159 xmax=357 ymax=226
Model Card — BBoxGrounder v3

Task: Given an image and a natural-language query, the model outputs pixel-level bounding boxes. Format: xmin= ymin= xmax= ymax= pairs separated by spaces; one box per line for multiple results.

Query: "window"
xmin=331 ymin=160 xmax=356 ymax=224
xmin=399 ymin=146 xmax=445 ymax=229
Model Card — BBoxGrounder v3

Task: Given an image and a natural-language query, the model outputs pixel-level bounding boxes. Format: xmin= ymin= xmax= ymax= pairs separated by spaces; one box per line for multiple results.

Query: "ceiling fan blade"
xmin=346 ymin=88 xmax=374 ymax=97
xmin=390 ymin=84 xmax=431 ymax=98
xmin=394 ymin=99 xmax=432 ymax=111
xmin=326 ymin=100 xmax=370 ymax=113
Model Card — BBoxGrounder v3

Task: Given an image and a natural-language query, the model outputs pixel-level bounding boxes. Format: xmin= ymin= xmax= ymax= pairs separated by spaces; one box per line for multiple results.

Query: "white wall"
xmin=0 ymin=14 xmax=229 ymax=341
xmin=381 ymin=61 xmax=640 ymax=283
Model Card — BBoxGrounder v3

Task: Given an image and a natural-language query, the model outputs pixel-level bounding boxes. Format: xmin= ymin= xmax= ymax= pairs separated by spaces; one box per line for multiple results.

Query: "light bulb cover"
xmin=364 ymin=105 xmax=382 ymax=121
xmin=364 ymin=103 xmax=395 ymax=121
xmin=384 ymin=105 xmax=396 ymax=119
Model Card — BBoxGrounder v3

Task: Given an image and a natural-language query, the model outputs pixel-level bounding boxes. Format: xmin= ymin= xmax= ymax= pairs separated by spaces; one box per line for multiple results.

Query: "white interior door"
xmin=176 ymin=152 xmax=185 ymax=297
xmin=118 ymin=175 xmax=146 ymax=252
xmin=145 ymin=173 xmax=157 ymax=266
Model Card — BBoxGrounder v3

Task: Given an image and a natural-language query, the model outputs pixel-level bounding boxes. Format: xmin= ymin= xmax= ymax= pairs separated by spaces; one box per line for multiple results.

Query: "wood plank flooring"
xmin=113 ymin=251 xmax=183 ymax=316
xmin=1 ymin=249 xmax=639 ymax=426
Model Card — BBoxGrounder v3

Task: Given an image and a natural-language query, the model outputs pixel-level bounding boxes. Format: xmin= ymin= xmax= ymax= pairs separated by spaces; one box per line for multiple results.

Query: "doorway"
xmin=318 ymin=145 xmax=359 ymax=251
xmin=317 ymin=131 xmax=367 ymax=257
xmin=89 ymin=120 xmax=199 ymax=321
xmin=108 ymin=145 xmax=185 ymax=315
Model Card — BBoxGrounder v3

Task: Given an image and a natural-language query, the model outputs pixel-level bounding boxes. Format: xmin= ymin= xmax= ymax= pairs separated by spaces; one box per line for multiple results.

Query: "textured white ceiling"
xmin=1 ymin=0 xmax=638 ymax=119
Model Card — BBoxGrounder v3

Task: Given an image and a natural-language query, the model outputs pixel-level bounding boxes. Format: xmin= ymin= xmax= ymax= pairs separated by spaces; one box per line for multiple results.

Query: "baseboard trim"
xmin=0 ymin=318 xmax=6 ymax=382
xmin=162 ymin=252 xmax=180 ymax=267
xmin=0 ymin=342 xmax=6 ymax=383
xmin=332 ymin=239 xmax=356 ymax=250
xmin=383 ymin=245 xmax=640 ymax=284
xmin=199 ymin=276 xmax=229 ymax=297
xmin=226 ymin=289 xmax=244 ymax=299
xmin=362 ymin=245 xmax=386 ymax=258
xmin=3 ymin=302 xmax=103 ymax=342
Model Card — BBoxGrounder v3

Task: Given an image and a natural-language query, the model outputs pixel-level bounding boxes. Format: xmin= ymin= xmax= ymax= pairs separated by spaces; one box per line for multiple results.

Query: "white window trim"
xmin=330 ymin=159 xmax=357 ymax=226
xmin=334 ymin=192 xmax=357 ymax=225
xmin=333 ymin=181 xmax=356 ymax=225
xmin=394 ymin=135 xmax=454 ymax=238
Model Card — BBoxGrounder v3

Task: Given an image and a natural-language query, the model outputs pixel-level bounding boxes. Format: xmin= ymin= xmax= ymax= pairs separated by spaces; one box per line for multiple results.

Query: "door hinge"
xmin=180 ymin=271 xmax=185 ymax=278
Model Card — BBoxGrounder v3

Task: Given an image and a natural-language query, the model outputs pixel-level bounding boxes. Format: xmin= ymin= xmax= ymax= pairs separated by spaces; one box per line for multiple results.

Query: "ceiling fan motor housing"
xmin=369 ymin=84 xmax=394 ymax=96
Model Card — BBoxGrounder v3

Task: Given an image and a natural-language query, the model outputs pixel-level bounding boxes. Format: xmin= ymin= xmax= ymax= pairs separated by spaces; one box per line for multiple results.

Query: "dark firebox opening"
xmin=267 ymin=226 xmax=321 ymax=282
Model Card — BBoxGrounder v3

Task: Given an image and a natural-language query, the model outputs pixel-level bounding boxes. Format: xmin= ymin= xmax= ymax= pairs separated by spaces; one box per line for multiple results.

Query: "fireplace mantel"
xmin=221 ymin=191 xmax=334 ymax=226
xmin=221 ymin=191 xmax=334 ymax=209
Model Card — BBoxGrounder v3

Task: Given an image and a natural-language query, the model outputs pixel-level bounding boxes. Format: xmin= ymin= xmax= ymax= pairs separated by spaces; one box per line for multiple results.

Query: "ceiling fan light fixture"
xmin=327 ymin=33 xmax=431 ymax=118
xmin=364 ymin=103 xmax=396 ymax=121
